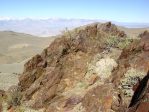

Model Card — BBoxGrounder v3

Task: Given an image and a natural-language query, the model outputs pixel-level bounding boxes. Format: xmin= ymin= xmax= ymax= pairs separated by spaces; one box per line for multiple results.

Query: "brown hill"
xmin=0 ymin=31 xmax=55 ymax=64
xmin=2 ymin=22 xmax=149 ymax=112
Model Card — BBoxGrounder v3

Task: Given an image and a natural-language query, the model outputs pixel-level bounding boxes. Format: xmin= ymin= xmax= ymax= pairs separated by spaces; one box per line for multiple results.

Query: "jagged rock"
xmin=17 ymin=22 xmax=126 ymax=110
xmin=140 ymin=31 xmax=149 ymax=51
xmin=15 ymin=22 xmax=149 ymax=112
xmin=128 ymin=71 xmax=149 ymax=112
xmin=82 ymin=84 xmax=114 ymax=112
xmin=110 ymin=31 xmax=149 ymax=111
xmin=97 ymin=22 xmax=126 ymax=37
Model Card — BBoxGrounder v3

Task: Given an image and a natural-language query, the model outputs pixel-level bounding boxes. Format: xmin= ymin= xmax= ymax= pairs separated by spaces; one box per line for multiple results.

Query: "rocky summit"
xmin=2 ymin=22 xmax=149 ymax=112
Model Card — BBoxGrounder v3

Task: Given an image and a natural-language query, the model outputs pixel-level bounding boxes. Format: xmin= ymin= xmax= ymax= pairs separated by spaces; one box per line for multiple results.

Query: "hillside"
xmin=0 ymin=31 xmax=55 ymax=91
xmin=1 ymin=22 xmax=149 ymax=112
xmin=0 ymin=31 xmax=55 ymax=64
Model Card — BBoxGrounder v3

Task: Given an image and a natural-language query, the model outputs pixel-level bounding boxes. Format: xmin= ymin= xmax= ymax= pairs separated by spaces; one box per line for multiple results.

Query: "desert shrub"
xmin=6 ymin=86 xmax=22 ymax=108
xmin=106 ymin=36 xmax=120 ymax=47
xmin=15 ymin=106 xmax=25 ymax=112
xmin=105 ymin=35 xmax=132 ymax=49
xmin=118 ymin=38 xmax=132 ymax=49
xmin=61 ymin=27 xmax=73 ymax=39
xmin=77 ymin=82 xmax=87 ymax=88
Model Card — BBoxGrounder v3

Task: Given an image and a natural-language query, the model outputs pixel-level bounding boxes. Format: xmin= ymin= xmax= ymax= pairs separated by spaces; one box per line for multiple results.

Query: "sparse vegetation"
xmin=62 ymin=27 xmax=73 ymax=39
xmin=77 ymin=82 xmax=88 ymax=88
xmin=119 ymin=68 xmax=146 ymax=97
xmin=106 ymin=36 xmax=120 ymax=47
xmin=105 ymin=35 xmax=132 ymax=49
xmin=6 ymin=86 xmax=22 ymax=108
xmin=117 ymin=38 xmax=132 ymax=49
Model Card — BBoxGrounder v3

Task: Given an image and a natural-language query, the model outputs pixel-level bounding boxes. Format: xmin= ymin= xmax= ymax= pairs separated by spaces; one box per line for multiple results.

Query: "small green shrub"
xmin=118 ymin=38 xmax=132 ymax=49
xmin=105 ymin=36 xmax=132 ymax=49
xmin=15 ymin=106 xmax=25 ymax=112
xmin=6 ymin=86 xmax=22 ymax=108
xmin=106 ymin=36 xmax=119 ymax=47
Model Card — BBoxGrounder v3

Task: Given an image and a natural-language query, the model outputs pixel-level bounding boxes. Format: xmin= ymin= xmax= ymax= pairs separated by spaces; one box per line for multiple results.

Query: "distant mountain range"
xmin=0 ymin=18 xmax=149 ymax=36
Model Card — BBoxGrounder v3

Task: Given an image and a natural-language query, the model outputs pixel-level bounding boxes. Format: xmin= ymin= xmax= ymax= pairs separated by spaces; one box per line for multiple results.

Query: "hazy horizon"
xmin=0 ymin=0 xmax=149 ymax=23
xmin=0 ymin=0 xmax=149 ymax=36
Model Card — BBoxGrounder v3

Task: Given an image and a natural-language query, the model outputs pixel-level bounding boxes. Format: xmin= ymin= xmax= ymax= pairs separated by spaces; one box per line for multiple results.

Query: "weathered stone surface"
xmin=97 ymin=22 xmax=126 ymax=38
xmin=17 ymin=22 xmax=125 ymax=110
xmin=127 ymin=72 xmax=149 ymax=112
xmin=14 ymin=23 xmax=149 ymax=112
xmin=82 ymin=84 xmax=114 ymax=112
xmin=110 ymin=31 xmax=149 ymax=111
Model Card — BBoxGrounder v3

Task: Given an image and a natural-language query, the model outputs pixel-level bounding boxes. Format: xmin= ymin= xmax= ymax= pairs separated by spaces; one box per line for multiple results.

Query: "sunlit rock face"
xmin=6 ymin=23 xmax=149 ymax=112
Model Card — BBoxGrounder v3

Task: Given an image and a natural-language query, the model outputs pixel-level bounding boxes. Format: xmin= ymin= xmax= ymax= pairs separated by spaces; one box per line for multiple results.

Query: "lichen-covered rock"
xmin=85 ymin=48 xmax=121 ymax=84
xmin=127 ymin=71 xmax=149 ymax=112
xmin=119 ymin=68 xmax=145 ymax=97
xmin=110 ymin=31 xmax=149 ymax=111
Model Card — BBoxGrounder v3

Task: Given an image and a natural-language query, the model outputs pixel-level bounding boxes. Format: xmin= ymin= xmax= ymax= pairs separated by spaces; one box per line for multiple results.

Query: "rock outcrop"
xmin=128 ymin=71 xmax=149 ymax=112
xmin=8 ymin=22 xmax=149 ymax=112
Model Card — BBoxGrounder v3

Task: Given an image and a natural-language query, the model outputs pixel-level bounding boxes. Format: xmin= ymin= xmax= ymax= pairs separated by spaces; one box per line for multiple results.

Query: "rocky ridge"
xmin=1 ymin=22 xmax=149 ymax=112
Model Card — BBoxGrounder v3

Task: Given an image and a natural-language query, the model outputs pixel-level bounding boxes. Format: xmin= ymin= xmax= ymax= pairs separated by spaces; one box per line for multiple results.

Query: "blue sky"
xmin=0 ymin=0 xmax=149 ymax=23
